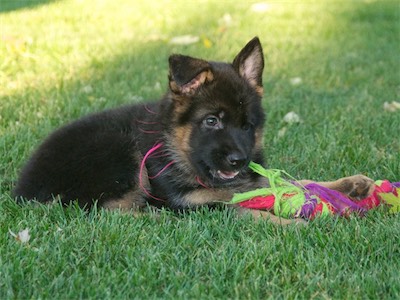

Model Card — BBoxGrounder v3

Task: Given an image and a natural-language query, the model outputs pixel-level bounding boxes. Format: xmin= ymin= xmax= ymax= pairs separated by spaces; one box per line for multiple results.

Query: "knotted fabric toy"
xmin=228 ymin=162 xmax=400 ymax=219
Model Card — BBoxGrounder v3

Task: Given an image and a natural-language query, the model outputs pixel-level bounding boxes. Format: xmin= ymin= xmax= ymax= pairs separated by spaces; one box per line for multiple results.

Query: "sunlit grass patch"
xmin=1 ymin=0 xmax=399 ymax=298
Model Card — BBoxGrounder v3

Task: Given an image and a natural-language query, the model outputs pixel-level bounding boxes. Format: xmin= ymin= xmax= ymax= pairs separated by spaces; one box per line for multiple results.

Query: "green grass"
xmin=1 ymin=0 xmax=399 ymax=298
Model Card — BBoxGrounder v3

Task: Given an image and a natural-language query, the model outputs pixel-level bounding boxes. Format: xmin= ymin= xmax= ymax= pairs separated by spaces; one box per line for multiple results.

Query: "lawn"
xmin=1 ymin=0 xmax=399 ymax=299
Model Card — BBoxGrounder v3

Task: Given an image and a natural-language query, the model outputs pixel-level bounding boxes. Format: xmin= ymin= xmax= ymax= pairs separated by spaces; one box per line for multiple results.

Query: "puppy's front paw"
xmin=237 ymin=207 xmax=308 ymax=226
xmin=338 ymin=175 xmax=375 ymax=200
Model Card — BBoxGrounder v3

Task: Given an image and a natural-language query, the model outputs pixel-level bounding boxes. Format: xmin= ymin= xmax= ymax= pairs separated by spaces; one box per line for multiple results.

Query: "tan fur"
xmin=255 ymin=86 xmax=264 ymax=96
xmin=164 ymin=125 xmax=199 ymax=186
xmin=236 ymin=207 xmax=307 ymax=225
xmin=169 ymin=81 xmax=180 ymax=94
xmin=170 ymin=70 xmax=214 ymax=95
xmin=172 ymin=125 xmax=192 ymax=155
xmin=204 ymin=69 xmax=214 ymax=82
xmin=182 ymin=189 xmax=234 ymax=206
xmin=101 ymin=190 xmax=146 ymax=211
xmin=254 ymin=128 xmax=264 ymax=153
xmin=170 ymin=95 xmax=190 ymax=115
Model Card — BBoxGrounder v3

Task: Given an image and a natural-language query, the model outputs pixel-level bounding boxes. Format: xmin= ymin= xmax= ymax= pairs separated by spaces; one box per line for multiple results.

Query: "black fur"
xmin=13 ymin=37 xmax=267 ymax=210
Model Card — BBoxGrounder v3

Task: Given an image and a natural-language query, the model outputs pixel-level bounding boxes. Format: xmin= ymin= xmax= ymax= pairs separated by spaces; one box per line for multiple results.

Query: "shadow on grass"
xmin=0 ymin=0 xmax=57 ymax=13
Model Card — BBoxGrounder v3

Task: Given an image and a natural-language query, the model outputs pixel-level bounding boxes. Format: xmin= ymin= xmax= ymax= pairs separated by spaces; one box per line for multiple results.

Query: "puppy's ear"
xmin=233 ymin=37 xmax=264 ymax=95
xmin=168 ymin=55 xmax=214 ymax=95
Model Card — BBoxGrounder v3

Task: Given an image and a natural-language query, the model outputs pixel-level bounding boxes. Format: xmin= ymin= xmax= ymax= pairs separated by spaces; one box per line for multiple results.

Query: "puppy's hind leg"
xmin=100 ymin=155 xmax=150 ymax=216
xmin=101 ymin=190 xmax=144 ymax=210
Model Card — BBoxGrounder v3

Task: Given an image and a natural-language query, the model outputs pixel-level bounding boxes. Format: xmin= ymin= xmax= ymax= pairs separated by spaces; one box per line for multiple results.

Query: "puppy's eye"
xmin=203 ymin=116 xmax=220 ymax=128
xmin=242 ymin=122 xmax=254 ymax=131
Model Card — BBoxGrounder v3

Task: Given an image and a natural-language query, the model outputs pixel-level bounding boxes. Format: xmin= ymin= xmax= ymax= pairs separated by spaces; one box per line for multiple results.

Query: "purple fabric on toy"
xmin=299 ymin=192 xmax=317 ymax=219
xmin=304 ymin=183 xmax=367 ymax=216
xmin=392 ymin=182 xmax=400 ymax=188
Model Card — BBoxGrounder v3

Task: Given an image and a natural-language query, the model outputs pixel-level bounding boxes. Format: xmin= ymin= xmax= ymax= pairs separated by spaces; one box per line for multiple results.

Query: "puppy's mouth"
xmin=210 ymin=170 xmax=240 ymax=180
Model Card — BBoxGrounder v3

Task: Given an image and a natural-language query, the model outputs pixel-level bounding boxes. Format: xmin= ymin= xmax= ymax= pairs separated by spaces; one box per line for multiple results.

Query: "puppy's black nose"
xmin=226 ymin=152 xmax=247 ymax=168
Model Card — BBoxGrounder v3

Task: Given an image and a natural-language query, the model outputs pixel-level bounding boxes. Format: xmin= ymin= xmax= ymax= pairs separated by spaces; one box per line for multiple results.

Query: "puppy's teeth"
xmin=217 ymin=170 xmax=239 ymax=180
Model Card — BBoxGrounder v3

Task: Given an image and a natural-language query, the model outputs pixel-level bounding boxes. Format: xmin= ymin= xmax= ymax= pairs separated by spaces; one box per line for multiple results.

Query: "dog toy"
xmin=228 ymin=162 xmax=400 ymax=219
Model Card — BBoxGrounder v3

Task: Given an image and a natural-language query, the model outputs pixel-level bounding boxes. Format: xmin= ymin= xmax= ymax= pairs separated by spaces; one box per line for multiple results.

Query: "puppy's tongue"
xmin=217 ymin=170 xmax=239 ymax=180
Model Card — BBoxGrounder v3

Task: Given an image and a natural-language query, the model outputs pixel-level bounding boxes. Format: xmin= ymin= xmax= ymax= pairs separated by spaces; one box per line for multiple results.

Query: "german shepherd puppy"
xmin=13 ymin=37 xmax=374 ymax=224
